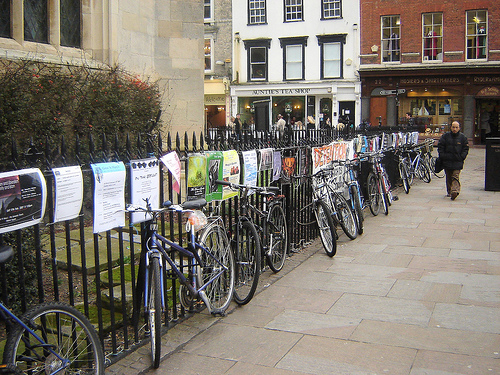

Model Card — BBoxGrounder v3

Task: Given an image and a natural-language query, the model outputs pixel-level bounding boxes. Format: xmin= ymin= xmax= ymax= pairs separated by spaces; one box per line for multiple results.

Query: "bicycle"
xmin=395 ymin=147 xmax=411 ymax=194
xmin=421 ymin=139 xmax=444 ymax=179
xmin=342 ymin=158 xmax=365 ymax=235
xmin=405 ymin=144 xmax=432 ymax=185
xmin=363 ymin=150 xmax=393 ymax=216
xmin=0 ymin=245 xmax=105 ymax=374
xmin=215 ymin=180 xmax=288 ymax=305
xmin=126 ymin=198 xmax=234 ymax=368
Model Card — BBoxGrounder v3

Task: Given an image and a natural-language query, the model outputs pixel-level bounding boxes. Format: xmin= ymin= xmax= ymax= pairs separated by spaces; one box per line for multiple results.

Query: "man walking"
xmin=437 ymin=121 xmax=469 ymax=200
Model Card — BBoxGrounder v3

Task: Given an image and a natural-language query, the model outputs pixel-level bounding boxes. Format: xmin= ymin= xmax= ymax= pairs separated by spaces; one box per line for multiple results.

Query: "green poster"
xmin=205 ymin=151 xmax=223 ymax=201
xmin=187 ymin=153 xmax=207 ymax=200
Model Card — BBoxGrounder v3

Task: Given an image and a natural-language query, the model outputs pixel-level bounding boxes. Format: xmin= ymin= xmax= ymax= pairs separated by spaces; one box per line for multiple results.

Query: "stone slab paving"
xmin=108 ymin=147 xmax=500 ymax=374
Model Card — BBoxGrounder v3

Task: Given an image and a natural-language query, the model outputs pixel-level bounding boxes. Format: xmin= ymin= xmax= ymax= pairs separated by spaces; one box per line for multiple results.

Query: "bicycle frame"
xmin=143 ymin=217 xmax=229 ymax=312
xmin=0 ymin=303 xmax=70 ymax=372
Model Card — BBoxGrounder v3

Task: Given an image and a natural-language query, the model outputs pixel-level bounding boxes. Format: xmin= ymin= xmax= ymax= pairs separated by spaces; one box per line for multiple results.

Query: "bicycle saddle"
xmin=181 ymin=199 xmax=207 ymax=210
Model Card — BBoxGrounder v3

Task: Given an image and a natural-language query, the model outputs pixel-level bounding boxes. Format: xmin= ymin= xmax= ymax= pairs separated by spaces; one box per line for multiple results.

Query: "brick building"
xmin=359 ymin=0 xmax=500 ymax=143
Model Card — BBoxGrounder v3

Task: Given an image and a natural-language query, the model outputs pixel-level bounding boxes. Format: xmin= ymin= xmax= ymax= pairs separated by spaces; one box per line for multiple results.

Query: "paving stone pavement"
xmin=107 ymin=147 xmax=500 ymax=375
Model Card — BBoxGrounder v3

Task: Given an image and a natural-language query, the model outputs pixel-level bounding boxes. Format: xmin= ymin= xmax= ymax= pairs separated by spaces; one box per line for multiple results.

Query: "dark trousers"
xmin=445 ymin=169 xmax=461 ymax=195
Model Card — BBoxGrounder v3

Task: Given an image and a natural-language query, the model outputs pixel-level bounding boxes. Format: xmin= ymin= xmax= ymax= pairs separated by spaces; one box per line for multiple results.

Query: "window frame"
xmin=248 ymin=0 xmax=267 ymax=25
xmin=204 ymin=37 xmax=214 ymax=74
xmin=381 ymin=15 xmax=401 ymax=63
xmin=284 ymin=0 xmax=303 ymax=23
xmin=204 ymin=0 xmax=213 ymax=23
xmin=422 ymin=12 xmax=443 ymax=62
xmin=317 ymin=34 xmax=346 ymax=79
xmin=466 ymin=10 xmax=488 ymax=60
xmin=244 ymin=39 xmax=271 ymax=82
xmin=321 ymin=0 xmax=342 ymax=20
xmin=279 ymin=36 xmax=308 ymax=81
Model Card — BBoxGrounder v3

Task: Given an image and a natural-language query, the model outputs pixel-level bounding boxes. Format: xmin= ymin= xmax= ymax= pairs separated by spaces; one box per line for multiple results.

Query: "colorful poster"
xmin=205 ymin=151 xmax=223 ymax=202
xmin=272 ymin=151 xmax=282 ymax=182
xmin=91 ymin=162 xmax=126 ymax=233
xmin=187 ymin=153 xmax=207 ymax=201
xmin=130 ymin=158 xmax=160 ymax=224
xmin=222 ymin=150 xmax=240 ymax=200
xmin=311 ymin=144 xmax=334 ymax=174
xmin=160 ymin=151 xmax=181 ymax=194
xmin=52 ymin=166 xmax=83 ymax=223
xmin=0 ymin=168 xmax=46 ymax=234
xmin=281 ymin=156 xmax=296 ymax=184
xmin=242 ymin=150 xmax=258 ymax=187
xmin=258 ymin=148 xmax=273 ymax=171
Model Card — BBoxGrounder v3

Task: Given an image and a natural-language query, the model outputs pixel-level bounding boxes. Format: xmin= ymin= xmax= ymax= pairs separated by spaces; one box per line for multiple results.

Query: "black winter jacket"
xmin=437 ymin=131 xmax=469 ymax=170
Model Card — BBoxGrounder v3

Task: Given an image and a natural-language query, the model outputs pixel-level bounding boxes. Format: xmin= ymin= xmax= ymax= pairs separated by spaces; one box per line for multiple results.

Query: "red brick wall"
xmin=360 ymin=0 xmax=500 ymax=63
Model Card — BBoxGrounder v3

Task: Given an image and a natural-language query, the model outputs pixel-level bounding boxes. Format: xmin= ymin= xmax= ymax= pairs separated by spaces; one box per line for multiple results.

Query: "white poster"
xmin=0 ymin=168 xmax=47 ymax=234
xmin=160 ymin=151 xmax=181 ymax=194
xmin=242 ymin=150 xmax=258 ymax=187
xmin=52 ymin=166 xmax=83 ymax=223
xmin=130 ymin=158 xmax=160 ymax=224
xmin=91 ymin=162 xmax=126 ymax=233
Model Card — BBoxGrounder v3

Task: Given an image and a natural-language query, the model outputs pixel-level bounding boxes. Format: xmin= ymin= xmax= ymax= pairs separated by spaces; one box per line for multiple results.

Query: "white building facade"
xmin=231 ymin=0 xmax=361 ymax=131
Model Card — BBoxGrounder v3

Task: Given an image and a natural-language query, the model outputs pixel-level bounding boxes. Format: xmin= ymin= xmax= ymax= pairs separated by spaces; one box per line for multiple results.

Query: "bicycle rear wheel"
xmin=148 ymin=256 xmax=162 ymax=368
xmin=4 ymin=302 xmax=104 ymax=374
xmin=314 ymin=199 xmax=337 ymax=257
xmin=350 ymin=185 xmax=364 ymax=235
xmin=198 ymin=222 xmax=235 ymax=315
xmin=334 ymin=193 xmax=358 ymax=240
xmin=367 ymin=172 xmax=381 ymax=216
xmin=266 ymin=203 xmax=288 ymax=273
xmin=416 ymin=160 xmax=431 ymax=183
xmin=399 ymin=160 xmax=410 ymax=194
xmin=233 ymin=220 xmax=261 ymax=305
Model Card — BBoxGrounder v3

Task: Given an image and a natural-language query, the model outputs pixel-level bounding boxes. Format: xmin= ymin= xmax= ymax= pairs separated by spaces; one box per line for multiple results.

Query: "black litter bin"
xmin=485 ymin=137 xmax=500 ymax=191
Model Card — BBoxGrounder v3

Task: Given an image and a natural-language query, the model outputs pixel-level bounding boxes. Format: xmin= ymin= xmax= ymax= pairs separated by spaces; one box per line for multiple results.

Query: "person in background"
xmin=234 ymin=113 xmax=242 ymax=139
xmin=406 ymin=112 xmax=415 ymax=128
xmin=276 ymin=114 xmax=286 ymax=138
xmin=437 ymin=121 xmax=469 ymax=200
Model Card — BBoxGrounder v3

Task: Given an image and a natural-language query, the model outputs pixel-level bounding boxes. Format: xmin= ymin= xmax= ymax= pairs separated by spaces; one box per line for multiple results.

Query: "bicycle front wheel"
xmin=334 ymin=193 xmax=358 ymax=240
xmin=314 ymin=199 xmax=337 ymax=257
xmin=4 ymin=302 xmax=104 ymax=375
xmin=233 ymin=220 xmax=261 ymax=305
xmin=430 ymin=156 xmax=445 ymax=178
xmin=416 ymin=160 xmax=432 ymax=183
xmin=367 ymin=172 xmax=381 ymax=216
xmin=148 ymin=256 xmax=162 ymax=368
xmin=198 ymin=223 xmax=235 ymax=315
xmin=399 ymin=160 xmax=410 ymax=194
xmin=350 ymin=184 xmax=364 ymax=235
xmin=266 ymin=203 xmax=288 ymax=273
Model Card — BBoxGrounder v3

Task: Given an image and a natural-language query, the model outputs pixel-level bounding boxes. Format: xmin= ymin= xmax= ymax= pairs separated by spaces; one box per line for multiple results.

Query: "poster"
xmin=160 ymin=151 xmax=181 ymax=194
xmin=91 ymin=162 xmax=126 ymax=233
xmin=272 ymin=151 xmax=282 ymax=182
xmin=311 ymin=144 xmax=334 ymax=174
xmin=205 ymin=151 xmax=223 ymax=202
xmin=222 ymin=150 xmax=240 ymax=200
xmin=187 ymin=153 xmax=207 ymax=200
xmin=242 ymin=150 xmax=258 ymax=187
xmin=281 ymin=156 xmax=296 ymax=184
xmin=52 ymin=166 xmax=83 ymax=223
xmin=130 ymin=158 xmax=160 ymax=224
xmin=0 ymin=168 xmax=47 ymax=234
xmin=258 ymin=148 xmax=273 ymax=171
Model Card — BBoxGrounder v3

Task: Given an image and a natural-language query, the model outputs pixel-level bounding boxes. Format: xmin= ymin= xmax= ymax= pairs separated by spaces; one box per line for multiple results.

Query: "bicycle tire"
xmin=367 ymin=172 xmax=381 ymax=216
xmin=382 ymin=190 xmax=390 ymax=215
xmin=148 ymin=256 xmax=162 ymax=368
xmin=233 ymin=220 xmax=261 ymax=305
xmin=406 ymin=158 xmax=415 ymax=186
xmin=198 ymin=223 xmax=235 ymax=315
xmin=350 ymin=185 xmax=364 ymax=235
xmin=314 ymin=200 xmax=337 ymax=257
xmin=416 ymin=160 xmax=432 ymax=183
xmin=430 ymin=156 xmax=445 ymax=178
xmin=334 ymin=193 xmax=358 ymax=240
xmin=3 ymin=302 xmax=104 ymax=375
xmin=266 ymin=203 xmax=288 ymax=273
xmin=399 ymin=160 xmax=410 ymax=194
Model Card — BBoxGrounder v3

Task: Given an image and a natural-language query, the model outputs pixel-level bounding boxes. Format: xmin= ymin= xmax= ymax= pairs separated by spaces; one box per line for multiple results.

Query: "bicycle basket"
xmin=186 ymin=210 xmax=208 ymax=232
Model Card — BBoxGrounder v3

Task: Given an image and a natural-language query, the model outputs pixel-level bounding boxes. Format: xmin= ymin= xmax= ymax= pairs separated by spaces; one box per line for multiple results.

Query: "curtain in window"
xmin=324 ymin=43 xmax=340 ymax=77
xmin=286 ymin=45 xmax=302 ymax=79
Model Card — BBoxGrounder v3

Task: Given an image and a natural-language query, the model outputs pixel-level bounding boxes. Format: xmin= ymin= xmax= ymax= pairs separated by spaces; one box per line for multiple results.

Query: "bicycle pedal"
xmin=392 ymin=196 xmax=399 ymax=201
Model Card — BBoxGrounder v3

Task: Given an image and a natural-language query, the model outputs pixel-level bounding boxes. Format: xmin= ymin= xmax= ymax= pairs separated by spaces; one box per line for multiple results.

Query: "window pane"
xmin=250 ymin=47 xmax=266 ymax=63
xmin=204 ymin=0 xmax=211 ymax=20
xmin=381 ymin=15 xmax=400 ymax=62
xmin=466 ymin=10 xmax=487 ymax=59
xmin=286 ymin=45 xmax=302 ymax=79
xmin=423 ymin=12 xmax=443 ymax=61
xmin=24 ymin=0 xmax=48 ymax=43
xmin=249 ymin=0 xmax=266 ymax=24
xmin=205 ymin=39 xmax=212 ymax=71
xmin=0 ymin=0 xmax=10 ymax=38
xmin=60 ymin=0 xmax=81 ymax=48
xmin=285 ymin=0 xmax=302 ymax=21
xmin=323 ymin=0 xmax=341 ymax=19
xmin=324 ymin=43 xmax=340 ymax=78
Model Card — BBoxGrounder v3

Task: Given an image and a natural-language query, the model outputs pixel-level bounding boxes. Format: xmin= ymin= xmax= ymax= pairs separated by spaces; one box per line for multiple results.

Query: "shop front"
xmin=204 ymin=79 xmax=230 ymax=132
xmin=359 ymin=66 xmax=500 ymax=143
xmin=230 ymin=83 xmax=360 ymax=134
